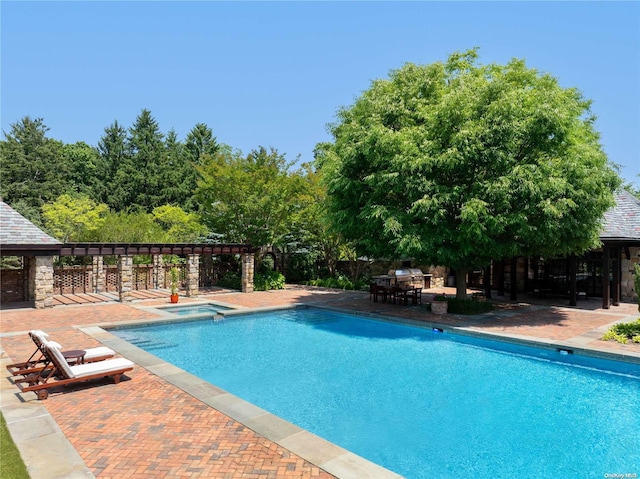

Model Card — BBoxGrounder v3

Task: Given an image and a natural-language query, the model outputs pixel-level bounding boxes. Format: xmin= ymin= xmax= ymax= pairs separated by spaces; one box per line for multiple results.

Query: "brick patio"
xmin=1 ymin=287 xmax=639 ymax=478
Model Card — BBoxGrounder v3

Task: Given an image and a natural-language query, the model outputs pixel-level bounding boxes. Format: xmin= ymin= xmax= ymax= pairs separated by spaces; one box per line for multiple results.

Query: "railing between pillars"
xmin=53 ymin=259 xmax=236 ymax=294
xmin=54 ymin=264 xmax=168 ymax=294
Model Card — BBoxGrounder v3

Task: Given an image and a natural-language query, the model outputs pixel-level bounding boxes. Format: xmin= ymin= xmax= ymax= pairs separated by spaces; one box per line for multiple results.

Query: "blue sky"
xmin=2 ymin=1 xmax=639 ymax=186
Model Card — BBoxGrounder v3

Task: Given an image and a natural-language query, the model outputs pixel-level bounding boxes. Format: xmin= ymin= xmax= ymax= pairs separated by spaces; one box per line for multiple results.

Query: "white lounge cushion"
xmin=84 ymin=347 xmax=115 ymax=361
xmin=45 ymin=342 xmax=75 ymax=378
xmin=29 ymin=330 xmax=49 ymax=338
xmin=69 ymin=358 xmax=134 ymax=378
xmin=41 ymin=339 xmax=115 ymax=362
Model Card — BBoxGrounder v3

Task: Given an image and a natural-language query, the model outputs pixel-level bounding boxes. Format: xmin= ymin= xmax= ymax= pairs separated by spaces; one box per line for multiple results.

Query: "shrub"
xmin=218 ymin=271 xmax=241 ymax=290
xmin=447 ymin=298 xmax=494 ymax=315
xmin=217 ymin=270 xmax=285 ymax=291
xmin=306 ymin=274 xmax=368 ymax=291
xmin=286 ymin=252 xmax=319 ymax=283
xmin=254 ymin=271 xmax=286 ymax=291
xmin=602 ymin=319 xmax=640 ymax=344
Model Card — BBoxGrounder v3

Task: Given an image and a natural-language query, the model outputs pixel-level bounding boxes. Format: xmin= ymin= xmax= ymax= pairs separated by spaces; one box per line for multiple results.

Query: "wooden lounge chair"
xmin=6 ymin=330 xmax=115 ymax=376
xmin=13 ymin=340 xmax=133 ymax=400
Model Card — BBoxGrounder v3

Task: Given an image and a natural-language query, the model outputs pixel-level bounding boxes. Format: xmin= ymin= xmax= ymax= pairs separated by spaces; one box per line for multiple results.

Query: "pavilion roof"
xmin=0 ymin=201 xmax=62 ymax=255
xmin=601 ymin=190 xmax=640 ymax=243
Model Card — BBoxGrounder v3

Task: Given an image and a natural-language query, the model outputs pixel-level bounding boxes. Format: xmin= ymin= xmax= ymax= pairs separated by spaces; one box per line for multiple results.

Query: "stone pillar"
xmin=241 ymin=253 xmax=255 ymax=293
xmin=118 ymin=255 xmax=133 ymax=302
xmin=153 ymin=254 xmax=165 ymax=289
xmin=29 ymin=256 xmax=55 ymax=309
xmin=92 ymin=256 xmax=105 ymax=293
xmin=185 ymin=254 xmax=200 ymax=297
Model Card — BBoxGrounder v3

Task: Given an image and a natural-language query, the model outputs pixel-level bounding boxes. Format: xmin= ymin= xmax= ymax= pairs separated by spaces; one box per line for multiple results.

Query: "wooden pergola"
xmin=59 ymin=243 xmax=256 ymax=257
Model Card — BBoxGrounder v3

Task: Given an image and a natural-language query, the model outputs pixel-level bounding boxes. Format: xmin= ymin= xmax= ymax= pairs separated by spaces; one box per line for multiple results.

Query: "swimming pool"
xmin=157 ymin=303 xmax=231 ymax=316
xmin=113 ymin=308 xmax=640 ymax=479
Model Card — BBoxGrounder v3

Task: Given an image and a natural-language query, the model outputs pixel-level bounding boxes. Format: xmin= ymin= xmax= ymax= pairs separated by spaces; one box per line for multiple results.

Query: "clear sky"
xmin=2 ymin=1 xmax=639 ymax=186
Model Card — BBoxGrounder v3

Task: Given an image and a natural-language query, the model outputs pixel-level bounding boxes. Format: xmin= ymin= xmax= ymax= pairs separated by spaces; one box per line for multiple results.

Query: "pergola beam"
xmin=58 ymin=243 xmax=256 ymax=256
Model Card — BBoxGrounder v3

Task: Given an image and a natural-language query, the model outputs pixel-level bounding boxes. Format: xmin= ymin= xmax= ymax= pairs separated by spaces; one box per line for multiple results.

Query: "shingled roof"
xmin=0 ymin=201 xmax=61 ymax=256
xmin=601 ymin=190 xmax=640 ymax=242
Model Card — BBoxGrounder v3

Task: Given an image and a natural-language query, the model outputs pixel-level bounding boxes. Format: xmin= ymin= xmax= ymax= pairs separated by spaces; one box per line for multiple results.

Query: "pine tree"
xmin=0 ymin=116 xmax=65 ymax=208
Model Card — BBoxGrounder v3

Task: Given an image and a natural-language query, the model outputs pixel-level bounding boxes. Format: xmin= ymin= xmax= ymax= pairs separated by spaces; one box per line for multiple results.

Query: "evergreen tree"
xmin=183 ymin=123 xmax=220 ymax=208
xmin=122 ymin=108 xmax=165 ymax=210
xmin=62 ymin=142 xmax=101 ymax=199
xmin=163 ymin=129 xmax=195 ymax=209
xmin=0 ymin=116 xmax=65 ymax=209
xmin=96 ymin=120 xmax=129 ymax=208
xmin=185 ymin=123 xmax=219 ymax=164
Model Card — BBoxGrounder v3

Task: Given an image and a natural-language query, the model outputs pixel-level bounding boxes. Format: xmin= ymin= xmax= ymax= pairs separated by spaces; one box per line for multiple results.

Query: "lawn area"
xmin=1 ymin=412 xmax=30 ymax=479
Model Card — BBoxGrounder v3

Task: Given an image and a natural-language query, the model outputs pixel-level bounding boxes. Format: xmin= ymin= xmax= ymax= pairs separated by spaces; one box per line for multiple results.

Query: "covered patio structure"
xmin=480 ymin=190 xmax=640 ymax=307
xmin=0 ymin=202 xmax=256 ymax=309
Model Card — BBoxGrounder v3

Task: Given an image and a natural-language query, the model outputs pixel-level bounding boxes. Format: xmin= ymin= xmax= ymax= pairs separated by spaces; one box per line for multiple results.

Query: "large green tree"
xmin=61 ymin=142 xmax=101 ymax=199
xmin=162 ymin=129 xmax=198 ymax=209
xmin=151 ymin=204 xmax=207 ymax=242
xmin=292 ymin=162 xmax=344 ymax=277
xmin=319 ymin=50 xmax=621 ymax=298
xmin=42 ymin=194 xmax=108 ymax=242
xmin=120 ymin=108 xmax=166 ymax=210
xmin=95 ymin=120 xmax=128 ymax=207
xmin=195 ymin=146 xmax=305 ymax=254
xmin=0 ymin=117 xmax=65 ymax=210
xmin=96 ymin=210 xmax=165 ymax=243
xmin=96 ymin=114 xmax=199 ymax=211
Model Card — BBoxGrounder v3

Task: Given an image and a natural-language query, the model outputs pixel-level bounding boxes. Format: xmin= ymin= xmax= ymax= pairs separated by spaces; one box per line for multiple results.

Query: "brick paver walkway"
xmin=1 ymin=287 xmax=639 ymax=478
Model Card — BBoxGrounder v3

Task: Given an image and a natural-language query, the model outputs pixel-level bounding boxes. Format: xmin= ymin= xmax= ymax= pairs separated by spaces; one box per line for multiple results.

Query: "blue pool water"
xmin=161 ymin=304 xmax=230 ymax=316
xmin=113 ymin=308 xmax=640 ymax=479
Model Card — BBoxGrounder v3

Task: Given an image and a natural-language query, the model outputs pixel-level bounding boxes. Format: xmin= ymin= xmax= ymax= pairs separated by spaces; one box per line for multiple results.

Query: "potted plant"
xmin=431 ymin=294 xmax=448 ymax=314
xmin=170 ymin=266 xmax=180 ymax=303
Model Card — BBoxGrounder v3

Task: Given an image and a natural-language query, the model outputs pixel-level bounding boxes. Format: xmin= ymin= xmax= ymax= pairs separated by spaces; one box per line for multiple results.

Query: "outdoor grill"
xmin=387 ymin=268 xmax=426 ymax=289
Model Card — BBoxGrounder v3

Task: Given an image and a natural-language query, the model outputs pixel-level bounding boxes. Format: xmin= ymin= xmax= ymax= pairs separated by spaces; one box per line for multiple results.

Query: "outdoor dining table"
xmin=371 ymin=284 xmax=422 ymax=305
xmin=392 ymin=286 xmax=422 ymax=306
